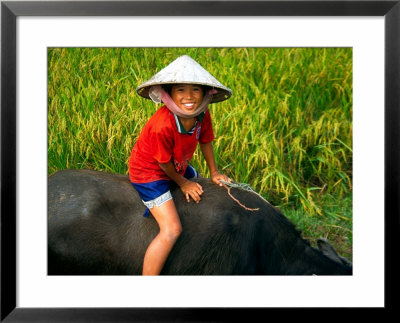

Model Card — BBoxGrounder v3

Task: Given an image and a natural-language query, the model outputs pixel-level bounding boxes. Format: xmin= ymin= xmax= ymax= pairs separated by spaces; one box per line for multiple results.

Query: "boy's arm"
xmin=159 ymin=161 xmax=203 ymax=203
xmin=199 ymin=142 xmax=231 ymax=186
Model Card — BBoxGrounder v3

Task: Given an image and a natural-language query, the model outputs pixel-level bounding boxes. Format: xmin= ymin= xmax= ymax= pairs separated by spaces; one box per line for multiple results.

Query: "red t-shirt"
xmin=129 ymin=106 xmax=214 ymax=183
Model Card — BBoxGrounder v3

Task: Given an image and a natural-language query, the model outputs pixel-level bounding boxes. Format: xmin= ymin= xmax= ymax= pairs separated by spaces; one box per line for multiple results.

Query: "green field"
xmin=48 ymin=47 xmax=353 ymax=260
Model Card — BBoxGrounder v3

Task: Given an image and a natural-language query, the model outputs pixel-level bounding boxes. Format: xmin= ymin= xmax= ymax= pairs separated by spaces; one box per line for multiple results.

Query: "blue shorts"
xmin=131 ymin=165 xmax=199 ymax=217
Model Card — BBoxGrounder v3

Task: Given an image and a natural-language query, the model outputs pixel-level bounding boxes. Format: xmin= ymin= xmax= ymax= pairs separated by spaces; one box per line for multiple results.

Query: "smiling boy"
xmin=129 ymin=55 xmax=232 ymax=275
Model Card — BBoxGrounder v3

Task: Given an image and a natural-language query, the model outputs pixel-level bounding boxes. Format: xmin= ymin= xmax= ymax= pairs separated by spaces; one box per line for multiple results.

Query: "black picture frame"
xmin=1 ymin=0 xmax=399 ymax=321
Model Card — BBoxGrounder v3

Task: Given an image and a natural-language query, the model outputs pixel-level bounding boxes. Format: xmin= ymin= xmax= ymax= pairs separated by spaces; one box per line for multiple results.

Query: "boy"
xmin=129 ymin=55 xmax=232 ymax=275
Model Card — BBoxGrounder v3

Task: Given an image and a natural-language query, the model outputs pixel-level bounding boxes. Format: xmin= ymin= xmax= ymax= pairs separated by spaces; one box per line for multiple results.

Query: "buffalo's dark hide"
xmin=48 ymin=169 xmax=352 ymax=275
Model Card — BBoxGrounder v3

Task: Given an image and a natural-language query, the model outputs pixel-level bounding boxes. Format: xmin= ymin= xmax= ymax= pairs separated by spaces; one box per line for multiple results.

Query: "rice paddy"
xmin=48 ymin=47 xmax=352 ymax=259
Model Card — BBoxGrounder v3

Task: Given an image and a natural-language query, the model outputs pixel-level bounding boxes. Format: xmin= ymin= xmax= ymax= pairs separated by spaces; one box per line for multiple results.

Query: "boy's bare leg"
xmin=142 ymin=199 xmax=182 ymax=275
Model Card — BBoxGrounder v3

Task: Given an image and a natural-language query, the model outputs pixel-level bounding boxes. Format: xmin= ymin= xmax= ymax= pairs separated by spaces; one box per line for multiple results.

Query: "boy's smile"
xmin=171 ymin=84 xmax=204 ymax=113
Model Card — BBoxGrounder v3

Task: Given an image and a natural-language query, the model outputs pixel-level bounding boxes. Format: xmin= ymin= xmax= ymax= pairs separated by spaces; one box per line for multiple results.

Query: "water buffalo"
xmin=48 ymin=169 xmax=352 ymax=275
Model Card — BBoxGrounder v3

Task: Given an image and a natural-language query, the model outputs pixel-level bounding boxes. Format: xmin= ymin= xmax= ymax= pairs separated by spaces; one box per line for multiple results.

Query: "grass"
xmin=48 ymin=47 xmax=353 ymax=260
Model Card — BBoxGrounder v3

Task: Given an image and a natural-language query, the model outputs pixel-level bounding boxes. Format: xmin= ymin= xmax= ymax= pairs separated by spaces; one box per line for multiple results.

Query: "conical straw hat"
xmin=136 ymin=55 xmax=232 ymax=103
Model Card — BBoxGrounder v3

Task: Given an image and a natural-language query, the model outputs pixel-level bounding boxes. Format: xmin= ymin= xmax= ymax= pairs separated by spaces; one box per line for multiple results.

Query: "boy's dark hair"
xmin=162 ymin=84 xmax=212 ymax=95
xmin=162 ymin=84 xmax=173 ymax=95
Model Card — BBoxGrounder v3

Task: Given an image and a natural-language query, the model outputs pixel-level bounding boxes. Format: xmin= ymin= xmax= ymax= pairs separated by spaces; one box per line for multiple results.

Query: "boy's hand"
xmin=179 ymin=179 xmax=204 ymax=203
xmin=211 ymin=171 xmax=232 ymax=187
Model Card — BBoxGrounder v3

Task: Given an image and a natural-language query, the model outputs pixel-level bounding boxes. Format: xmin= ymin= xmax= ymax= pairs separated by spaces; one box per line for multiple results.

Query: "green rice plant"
xmin=48 ymin=47 xmax=352 ymax=257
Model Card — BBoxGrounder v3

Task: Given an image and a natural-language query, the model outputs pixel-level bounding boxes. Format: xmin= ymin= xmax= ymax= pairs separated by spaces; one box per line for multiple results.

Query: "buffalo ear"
xmin=317 ymin=238 xmax=352 ymax=266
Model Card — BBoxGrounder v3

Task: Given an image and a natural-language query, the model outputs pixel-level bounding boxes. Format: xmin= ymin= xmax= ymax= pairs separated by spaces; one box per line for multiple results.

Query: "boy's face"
xmin=171 ymin=84 xmax=204 ymax=114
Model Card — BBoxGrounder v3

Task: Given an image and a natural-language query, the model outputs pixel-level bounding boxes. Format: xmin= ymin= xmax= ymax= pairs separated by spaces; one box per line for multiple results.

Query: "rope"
xmin=219 ymin=180 xmax=267 ymax=212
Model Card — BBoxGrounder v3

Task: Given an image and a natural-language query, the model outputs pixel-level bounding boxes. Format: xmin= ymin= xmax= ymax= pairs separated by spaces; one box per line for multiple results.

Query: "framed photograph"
xmin=2 ymin=0 xmax=399 ymax=321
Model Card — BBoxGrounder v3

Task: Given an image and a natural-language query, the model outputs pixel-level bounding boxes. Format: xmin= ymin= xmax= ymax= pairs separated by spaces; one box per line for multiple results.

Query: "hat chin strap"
xmin=149 ymin=85 xmax=217 ymax=118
